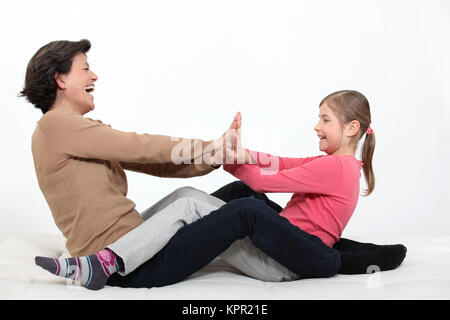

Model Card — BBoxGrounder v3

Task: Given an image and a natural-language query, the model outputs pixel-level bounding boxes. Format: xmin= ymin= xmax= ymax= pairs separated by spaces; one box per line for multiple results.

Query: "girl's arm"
xmin=224 ymin=154 xmax=340 ymax=195
xmin=229 ymin=112 xmax=323 ymax=178
xmin=247 ymin=149 xmax=324 ymax=171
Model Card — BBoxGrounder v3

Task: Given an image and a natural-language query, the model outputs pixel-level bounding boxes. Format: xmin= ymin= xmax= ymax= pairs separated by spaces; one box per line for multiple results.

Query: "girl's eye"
xmin=84 ymin=68 xmax=89 ymax=71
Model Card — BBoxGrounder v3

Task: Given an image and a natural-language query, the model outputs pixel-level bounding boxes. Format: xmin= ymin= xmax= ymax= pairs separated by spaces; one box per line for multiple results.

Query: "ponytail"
xmin=361 ymin=131 xmax=375 ymax=196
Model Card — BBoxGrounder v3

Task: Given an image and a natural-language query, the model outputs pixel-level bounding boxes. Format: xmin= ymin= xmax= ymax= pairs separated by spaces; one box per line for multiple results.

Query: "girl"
xmin=36 ymin=90 xmax=407 ymax=289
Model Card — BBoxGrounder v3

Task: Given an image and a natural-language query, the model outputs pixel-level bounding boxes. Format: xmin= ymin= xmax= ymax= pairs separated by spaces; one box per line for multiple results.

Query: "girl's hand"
xmin=225 ymin=112 xmax=248 ymax=164
xmin=231 ymin=112 xmax=256 ymax=164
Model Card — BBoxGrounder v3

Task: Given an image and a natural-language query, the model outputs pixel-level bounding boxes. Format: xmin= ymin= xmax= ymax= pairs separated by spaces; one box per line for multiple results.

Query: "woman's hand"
xmin=209 ymin=112 xmax=255 ymax=166
xmin=209 ymin=112 xmax=241 ymax=166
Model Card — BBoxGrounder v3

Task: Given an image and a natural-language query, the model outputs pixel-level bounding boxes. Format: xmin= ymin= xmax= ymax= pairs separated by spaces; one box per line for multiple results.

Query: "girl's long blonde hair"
xmin=320 ymin=90 xmax=375 ymax=197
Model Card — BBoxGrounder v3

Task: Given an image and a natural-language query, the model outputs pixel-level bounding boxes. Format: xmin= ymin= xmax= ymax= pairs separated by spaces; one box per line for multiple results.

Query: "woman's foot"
xmin=35 ymin=248 xmax=119 ymax=290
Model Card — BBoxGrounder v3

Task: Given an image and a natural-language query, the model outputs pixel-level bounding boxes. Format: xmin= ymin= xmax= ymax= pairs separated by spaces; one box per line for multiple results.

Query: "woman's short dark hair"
xmin=19 ymin=39 xmax=91 ymax=114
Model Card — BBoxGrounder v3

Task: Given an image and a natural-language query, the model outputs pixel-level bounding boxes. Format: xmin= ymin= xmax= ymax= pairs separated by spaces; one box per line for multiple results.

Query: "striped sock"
xmin=35 ymin=248 xmax=119 ymax=290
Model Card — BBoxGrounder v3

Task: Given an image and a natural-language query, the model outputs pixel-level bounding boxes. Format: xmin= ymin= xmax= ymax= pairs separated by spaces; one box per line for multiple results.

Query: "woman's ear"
xmin=54 ymin=73 xmax=65 ymax=90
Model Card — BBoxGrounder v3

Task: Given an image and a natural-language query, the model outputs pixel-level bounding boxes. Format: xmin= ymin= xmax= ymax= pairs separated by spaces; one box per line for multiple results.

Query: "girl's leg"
xmin=212 ymin=181 xmax=408 ymax=275
xmin=210 ymin=181 xmax=301 ymax=281
xmin=211 ymin=180 xmax=283 ymax=213
xmin=112 ymin=183 xmax=300 ymax=283
xmin=130 ymin=181 xmax=297 ymax=282
xmin=106 ymin=197 xmax=340 ymax=288
xmin=334 ymin=239 xmax=407 ymax=274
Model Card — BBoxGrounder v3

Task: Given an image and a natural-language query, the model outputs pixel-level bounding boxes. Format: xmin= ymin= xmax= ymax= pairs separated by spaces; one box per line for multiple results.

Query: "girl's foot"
xmin=338 ymin=244 xmax=407 ymax=274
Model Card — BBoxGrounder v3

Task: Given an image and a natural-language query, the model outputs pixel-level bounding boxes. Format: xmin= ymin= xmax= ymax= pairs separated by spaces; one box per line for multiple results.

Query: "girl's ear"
xmin=54 ymin=73 xmax=65 ymax=90
xmin=347 ymin=120 xmax=360 ymax=137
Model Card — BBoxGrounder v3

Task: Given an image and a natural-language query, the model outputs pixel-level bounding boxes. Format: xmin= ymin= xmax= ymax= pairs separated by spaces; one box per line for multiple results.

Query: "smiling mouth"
xmin=85 ymin=85 xmax=95 ymax=94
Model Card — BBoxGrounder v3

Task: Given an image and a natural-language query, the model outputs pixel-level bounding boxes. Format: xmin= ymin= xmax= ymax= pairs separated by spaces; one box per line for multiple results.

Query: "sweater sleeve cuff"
xmin=223 ymin=163 xmax=239 ymax=173
xmin=247 ymin=149 xmax=259 ymax=165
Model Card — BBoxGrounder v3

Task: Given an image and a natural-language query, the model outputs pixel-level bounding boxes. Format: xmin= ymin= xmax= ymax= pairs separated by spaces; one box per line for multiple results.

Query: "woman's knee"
xmin=169 ymin=186 xmax=206 ymax=200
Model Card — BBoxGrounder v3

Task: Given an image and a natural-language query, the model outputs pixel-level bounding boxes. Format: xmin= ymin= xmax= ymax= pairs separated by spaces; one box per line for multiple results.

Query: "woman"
xmin=21 ymin=39 xmax=229 ymax=258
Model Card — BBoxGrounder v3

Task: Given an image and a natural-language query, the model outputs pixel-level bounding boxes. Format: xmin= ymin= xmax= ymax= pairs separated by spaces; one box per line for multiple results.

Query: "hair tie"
xmin=366 ymin=126 xmax=373 ymax=135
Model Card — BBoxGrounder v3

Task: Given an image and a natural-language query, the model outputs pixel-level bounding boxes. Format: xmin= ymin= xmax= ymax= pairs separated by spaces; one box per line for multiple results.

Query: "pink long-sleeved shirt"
xmin=224 ymin=150 xmax=363 ymax=247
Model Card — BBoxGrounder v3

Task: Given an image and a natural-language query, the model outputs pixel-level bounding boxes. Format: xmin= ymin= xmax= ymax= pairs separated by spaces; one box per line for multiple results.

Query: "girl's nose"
xmin=314 ymin=122 xmax=320 ymax=131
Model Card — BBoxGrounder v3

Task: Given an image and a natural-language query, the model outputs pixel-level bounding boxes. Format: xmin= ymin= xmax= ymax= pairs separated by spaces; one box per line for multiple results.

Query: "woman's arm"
xmin=38 ymin=111 xmax=238 ymax=168
xmin=119 ymin=161 xmax=218 ymax=177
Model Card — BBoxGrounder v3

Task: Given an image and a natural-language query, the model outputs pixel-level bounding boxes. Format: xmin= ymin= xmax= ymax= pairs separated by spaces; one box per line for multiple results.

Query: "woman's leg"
xmin=220 ymin=237 xmax=301 ymax=282
xmin=35 ymin=186 xmax=227 ymax=290
xmin=140 ymin=186 xmax=225 ymax=222
xmin=106 ymin=197 xmax=340 ymax=288
xmin=108 ymin=186 xmax=225 ymax=275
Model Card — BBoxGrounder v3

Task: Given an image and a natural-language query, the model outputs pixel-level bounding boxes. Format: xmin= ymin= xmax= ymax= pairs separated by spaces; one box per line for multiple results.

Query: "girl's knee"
xmin=224 ymin=197 xmax=271 ymax=220
xmin=228 ymin=196 xmax=264 ymax=208
xmin=230 ymin=181 xmax=253 ymax=193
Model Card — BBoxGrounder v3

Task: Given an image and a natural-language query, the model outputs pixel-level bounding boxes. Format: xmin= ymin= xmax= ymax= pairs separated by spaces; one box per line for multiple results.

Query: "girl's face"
xmin=56 ymin=52 xmax=98 ymax=114
xmin=314 ymin=102 xmax=345 ymax=155
xmin=314 ymin=102 xmax=360 ymax=155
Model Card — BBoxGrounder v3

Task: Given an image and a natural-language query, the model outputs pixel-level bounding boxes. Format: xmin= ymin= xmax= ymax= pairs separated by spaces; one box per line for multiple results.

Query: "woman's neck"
xmin=50 ymin=94 xmax=87 ymax=115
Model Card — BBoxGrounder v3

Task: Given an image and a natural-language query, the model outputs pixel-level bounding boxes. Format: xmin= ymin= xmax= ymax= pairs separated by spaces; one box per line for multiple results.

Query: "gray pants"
xmin=107 ymin=186 xmax=300 ymax=282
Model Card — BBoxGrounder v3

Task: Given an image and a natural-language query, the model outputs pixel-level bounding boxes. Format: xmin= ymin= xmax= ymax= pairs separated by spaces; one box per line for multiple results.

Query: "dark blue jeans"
xmin=106 ymin=183 xmax=340 ymax=288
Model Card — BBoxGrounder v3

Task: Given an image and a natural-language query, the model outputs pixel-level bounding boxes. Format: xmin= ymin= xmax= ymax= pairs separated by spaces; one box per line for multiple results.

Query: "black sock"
xmin=335 ymin=238 xmax=407 ymax=274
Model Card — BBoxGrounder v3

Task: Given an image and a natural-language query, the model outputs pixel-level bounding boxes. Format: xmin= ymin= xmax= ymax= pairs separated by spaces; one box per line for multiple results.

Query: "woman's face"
xmin=314 ymin=102 xmax=344 ymax=155
xmin=56 ymin=52 xmax=98 ymax=113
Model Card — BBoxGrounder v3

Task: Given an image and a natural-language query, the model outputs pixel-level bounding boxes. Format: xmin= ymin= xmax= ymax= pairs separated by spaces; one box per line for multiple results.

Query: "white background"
xmin=0 ymin=0 xmax=449 ymax=242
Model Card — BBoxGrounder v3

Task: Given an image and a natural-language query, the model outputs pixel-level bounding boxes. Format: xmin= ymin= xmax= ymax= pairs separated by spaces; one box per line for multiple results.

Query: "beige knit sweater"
xmin=31 ymin=109 xmax=216 ymax=256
